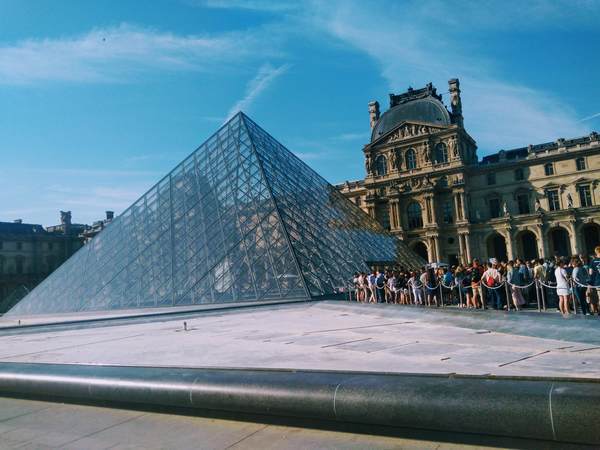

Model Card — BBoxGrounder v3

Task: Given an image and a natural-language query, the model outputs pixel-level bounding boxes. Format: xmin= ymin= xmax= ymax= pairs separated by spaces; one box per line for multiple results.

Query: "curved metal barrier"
xmin=0 ymin=363 xmax=598 ymax=445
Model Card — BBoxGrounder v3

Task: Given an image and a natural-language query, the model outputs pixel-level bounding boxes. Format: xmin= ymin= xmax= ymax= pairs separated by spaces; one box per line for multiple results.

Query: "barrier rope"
xmin=440 ymin=280 xmax=456 ymax=289
xmin=425 ymin=282 xmax=441 ymax=291
xmin=537 ymin=280 xmax=558 ymax=289
xmin=482 ymin=281 xmax=506 ymax=290
xmin=572 ymin=279 xmax=600 ymax=289
xmin=506 ymin=279 xmax=536 ymax=289
xmin=408 ymin=280 xmax=423 ymax=289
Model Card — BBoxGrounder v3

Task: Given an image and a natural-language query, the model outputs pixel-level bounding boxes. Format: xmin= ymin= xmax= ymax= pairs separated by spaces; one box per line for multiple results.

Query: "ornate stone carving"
xmin=448 ymin=136 xmax=458 ymax=158
xmin=567 ymin=192 xmax=574 ymax=208
xmin=387 ymin=123 xmax=433 ymax=143
xmin=389 ymin=149 xmax=399 ymax=170
xmin=422 ymin=141 xmax=431 ymax=163
xmin=365 ymin=154 xmax=372 ymax=175
xmin=368 ymin=101 xmax=380 ymax=129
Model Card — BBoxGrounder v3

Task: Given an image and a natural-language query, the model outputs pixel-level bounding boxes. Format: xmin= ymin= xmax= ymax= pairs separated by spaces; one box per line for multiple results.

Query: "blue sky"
xmin=1 ymin=0 xmax=599 ymax=226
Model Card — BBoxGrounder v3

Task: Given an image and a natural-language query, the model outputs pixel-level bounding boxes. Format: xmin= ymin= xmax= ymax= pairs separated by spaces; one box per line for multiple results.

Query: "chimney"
xmin=448 ymin=78 xmax=463 ymax=127
xmin=368 ymin=101 xmax=380 ymax=130
xmin=106 ymin=211 xmax=114 ymax=221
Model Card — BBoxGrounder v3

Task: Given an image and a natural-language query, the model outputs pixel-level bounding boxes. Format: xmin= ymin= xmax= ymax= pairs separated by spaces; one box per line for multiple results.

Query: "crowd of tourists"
xmin=351 ymin=246 xmax=600 ymax=317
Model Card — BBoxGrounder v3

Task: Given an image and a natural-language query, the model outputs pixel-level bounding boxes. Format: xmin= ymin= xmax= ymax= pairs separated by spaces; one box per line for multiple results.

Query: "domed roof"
xmin=371 ymin=97 xmax=451 ymax=142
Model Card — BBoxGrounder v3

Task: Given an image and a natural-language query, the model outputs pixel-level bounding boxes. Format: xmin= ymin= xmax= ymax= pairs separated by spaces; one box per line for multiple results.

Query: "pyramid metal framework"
xmin=9 ymin=113 xmax=422 ymax=316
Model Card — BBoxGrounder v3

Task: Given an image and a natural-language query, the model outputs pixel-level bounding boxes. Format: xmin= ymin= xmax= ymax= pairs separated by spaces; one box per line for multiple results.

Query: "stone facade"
xmin=338 ymin=79 xmax=600 ymax=264
xmin=0 ymin=212 xmax=87 ymax=312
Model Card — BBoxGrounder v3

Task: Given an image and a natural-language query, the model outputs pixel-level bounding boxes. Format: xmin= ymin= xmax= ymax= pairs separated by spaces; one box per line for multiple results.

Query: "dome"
xmin=371 ymin=97 xmax=451 ymax=142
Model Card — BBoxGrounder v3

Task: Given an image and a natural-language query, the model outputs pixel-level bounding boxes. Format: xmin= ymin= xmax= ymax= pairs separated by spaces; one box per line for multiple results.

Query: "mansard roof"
xmin=371 ymin=84 xmax=452 ymax=142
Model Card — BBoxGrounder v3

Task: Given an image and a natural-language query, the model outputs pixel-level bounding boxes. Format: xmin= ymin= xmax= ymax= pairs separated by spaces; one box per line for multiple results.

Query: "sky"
xmin=1 ymin=0 xmax=599 ymax=227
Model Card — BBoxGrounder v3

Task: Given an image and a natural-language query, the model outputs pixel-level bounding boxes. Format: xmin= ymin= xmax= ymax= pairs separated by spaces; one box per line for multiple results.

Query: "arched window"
xmin=407 ymin=202 xmax=423 ymax=229
xmin=375 ymin=155 xmax=387 ymax=176
xmin=405 ymin=148 xmax=416 ymax=170
xmin=434 ymin=142 xmax=448 ymax=164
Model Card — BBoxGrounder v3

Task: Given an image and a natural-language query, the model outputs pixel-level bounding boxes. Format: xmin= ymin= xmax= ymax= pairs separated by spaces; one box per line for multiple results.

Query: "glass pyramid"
xmin=8 ymin=113 xmax=422 ymax=316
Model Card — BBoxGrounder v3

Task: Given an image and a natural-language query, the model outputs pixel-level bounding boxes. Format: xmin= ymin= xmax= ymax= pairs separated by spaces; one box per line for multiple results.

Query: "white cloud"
xmin=307 ymin=1 xmax=593 ymax=153
xmin=197 ymin=0 xmax=298 ymax=12
xmin=580 ymin=112 xmax=600 ymax=122
xmin=333 ymin=132 xmax=368 ymax=142
xmin=225 ymin=63 xmax=290 ymax=120
xmin=0 ymin=23 xmax=279 ymax=84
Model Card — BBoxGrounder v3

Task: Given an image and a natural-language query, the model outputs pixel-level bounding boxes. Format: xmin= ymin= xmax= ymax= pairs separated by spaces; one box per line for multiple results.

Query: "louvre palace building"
xmin=337 ymin=79 xmax=600 ymax=265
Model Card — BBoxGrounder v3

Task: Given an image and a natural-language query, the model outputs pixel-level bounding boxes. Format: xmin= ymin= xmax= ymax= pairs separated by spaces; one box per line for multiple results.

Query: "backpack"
xmin=486 ymin=274 xmax=496 ymax=287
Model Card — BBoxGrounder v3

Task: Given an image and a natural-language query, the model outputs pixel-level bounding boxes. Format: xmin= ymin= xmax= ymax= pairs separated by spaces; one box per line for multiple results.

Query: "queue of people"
xmin=351 ymin=246 xmax=600 ymax=317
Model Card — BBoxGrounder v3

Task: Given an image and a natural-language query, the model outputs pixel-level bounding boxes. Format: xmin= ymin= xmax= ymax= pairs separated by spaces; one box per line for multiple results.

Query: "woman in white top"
xmin=555 ymin=259 xmax=571 ymax=315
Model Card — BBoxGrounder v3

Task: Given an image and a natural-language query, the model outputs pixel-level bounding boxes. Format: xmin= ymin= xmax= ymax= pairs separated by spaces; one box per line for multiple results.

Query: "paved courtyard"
xmin=0 ymin=301 xmax=599 ymax=378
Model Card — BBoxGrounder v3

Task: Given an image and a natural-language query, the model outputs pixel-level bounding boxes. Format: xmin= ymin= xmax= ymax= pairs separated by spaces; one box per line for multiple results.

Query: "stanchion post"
xmin=540 ymin=280 xmax=547 ymax=311
xmin=535 ymin=280 xmax=541 ymax=312
xmin=439 ymin=284 xmax=444 ymax=308
xmin=505 ymin=280 xmax=511 ymax=312
xmin=570 ymin=279 xmax=577 ymax=315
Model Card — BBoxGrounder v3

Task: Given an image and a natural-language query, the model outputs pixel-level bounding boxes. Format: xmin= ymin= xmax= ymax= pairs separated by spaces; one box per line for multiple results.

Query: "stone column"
xmin=459 ymin=192 xmax=468 ymax=221
xmin=464 ymin=233 xmax=472 ymax=262
xmin=458 ymin=234 xmax=466 ymax=264
xmin=389 ymin=200 xmax=400 ymax=231
xmin=427 ymin=239 xmax=435 ymax=262
xmin=367 ymin=205 xmax=376 ymax=219
xmin=505 ymin=229 xmax=515 ymax=261
xmin=567 ymin=221 xmax=579 ymax=255
xmin=433 ymin=235 xmax=441 ymax=263
xmin=537 ymin=224 xmax=548 ymax=259
xmin=454 ymin=193 xmax=462 ymax=221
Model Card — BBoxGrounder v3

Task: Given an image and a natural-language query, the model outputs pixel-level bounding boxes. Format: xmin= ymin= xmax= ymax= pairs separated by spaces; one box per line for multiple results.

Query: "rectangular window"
xmin=47 ymin=242 xmax=53 ymax=251
xmin=547 ymin=189 xmax=560 ymax=211
xmin=16 ymin=242 xmax=22 ymax=251
xmin=443 ymin=202 xmax=453 ymax=224
xmin=354 ymin=196 xmax=361 ymax=207
xmin=517 ymin=194 xmax=530 ymax=215
xmin=514 ymin=168 xmax=524 ymax=181
xmin=489 ymin=198 xmax=501 ymax=218
xmin=544 ymin=163 xmax=554 ymax=176
xmin=487 ymin=172 xmax=496 ymax=185
xmin=576 ymin=158 xmax=586 ymax=171
xmin=578 ymin=185 xmax=592 ymax=207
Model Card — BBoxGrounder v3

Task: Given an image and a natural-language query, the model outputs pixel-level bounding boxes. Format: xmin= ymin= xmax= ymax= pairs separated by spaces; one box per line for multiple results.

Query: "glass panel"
xmin=9 ymin=113 xmax=421 ymax=317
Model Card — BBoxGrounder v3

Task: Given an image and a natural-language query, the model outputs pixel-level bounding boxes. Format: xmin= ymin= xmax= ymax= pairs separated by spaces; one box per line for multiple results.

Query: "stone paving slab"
xmin=0 ymin=397 xmax=593 ymax=449
xmin=0 ymin=301 xmax=598 ymax=378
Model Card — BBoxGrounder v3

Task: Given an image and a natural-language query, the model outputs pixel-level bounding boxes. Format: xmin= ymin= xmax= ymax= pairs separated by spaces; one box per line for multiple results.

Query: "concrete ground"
xmin=0 ymin=397 xmax=592 ymax=450
xmin=0 ymin=301 xmax=599 ymax=378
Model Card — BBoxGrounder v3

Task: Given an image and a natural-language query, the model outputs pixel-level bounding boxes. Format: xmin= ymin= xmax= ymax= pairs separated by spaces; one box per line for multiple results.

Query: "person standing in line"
xmin=469 ymin=259 xmax=484 ymax=309
xmin=387 ymin=271 xmax=397 ymax=304
xmin=483 ymin=259 xmax=503 ymax=310
xmin=367 ymin=270 xmax=377 ymax=304
xmin=409 ymin=271 xmax=423 ymax=305
xmin=591 ymin=246 xmax=600 ymax=308
xmin=506 ymin=261 xmax=525 ymax=311
xmin=442 ymin=267 xmax=454 ymax=305
xmin=572 ymin=257 xmax=590 ymax=315
xmin=555 ymin=259 xmax=571 ymax=315
xmin=375 ymin=270 xmax=386 ymax=303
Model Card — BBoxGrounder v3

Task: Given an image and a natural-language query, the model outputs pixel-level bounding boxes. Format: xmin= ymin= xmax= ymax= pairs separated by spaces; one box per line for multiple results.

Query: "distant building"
xmin=0 ymin=211 xmax=88 ymax=312
xmin=81 ymin=211 xmax=114 ymax=242
xmin=338 ymin=79 xmax=600 ymax=264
